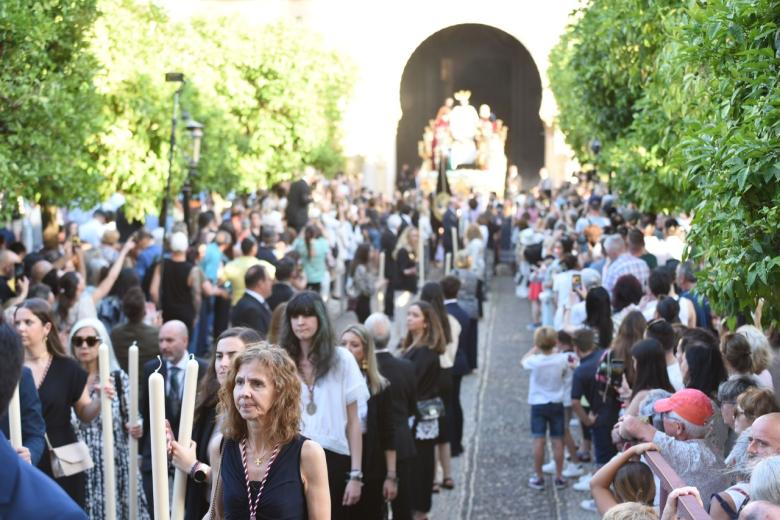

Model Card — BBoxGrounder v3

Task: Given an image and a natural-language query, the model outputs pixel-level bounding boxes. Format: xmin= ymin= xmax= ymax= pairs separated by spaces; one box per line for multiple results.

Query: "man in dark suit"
xmin=381 ymin=214 xmax=402 ymax=319
xmin=140 ymin=320 xmax=207 ymax=518
xmin=442 ymin=200 xmax=460 ymax=257
xmin=441 ymin=275 xmax=472 ymax=457
xmin=0 ymin=367 xmax=45 ymax=465
xmin=0 ymin=322 xmax=86 ymax=519
xmin=256 ymin=228 xmax=279 ymax=268
xmin=267 ymin=258 xmax=296 ymax=311
xmin=230 ymin=264 xmax=273 ymax=338
xmin=365 ymin=312 xmax=417 ymax=520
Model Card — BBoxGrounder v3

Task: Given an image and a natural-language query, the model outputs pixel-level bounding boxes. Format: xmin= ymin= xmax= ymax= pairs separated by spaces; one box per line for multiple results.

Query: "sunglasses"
xmin=72 ymin=336 xmax=100 ymax=348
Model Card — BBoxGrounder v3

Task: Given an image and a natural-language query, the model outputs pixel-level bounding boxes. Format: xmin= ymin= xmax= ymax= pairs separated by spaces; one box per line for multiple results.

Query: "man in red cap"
xmin=617 ymin=388 xmax=729 ymax=503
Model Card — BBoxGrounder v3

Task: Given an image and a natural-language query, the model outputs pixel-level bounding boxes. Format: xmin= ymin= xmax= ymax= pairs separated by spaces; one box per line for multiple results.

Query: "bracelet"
xmin=347 ymin=469 xmax=363 ymax=482
xmin=385 ymin=474 xmax=399 ymax=483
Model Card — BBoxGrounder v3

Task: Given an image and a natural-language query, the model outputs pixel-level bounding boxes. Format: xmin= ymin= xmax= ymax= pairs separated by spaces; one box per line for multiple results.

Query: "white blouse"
xmin=300 ymin=346 xmax=370 ymax=456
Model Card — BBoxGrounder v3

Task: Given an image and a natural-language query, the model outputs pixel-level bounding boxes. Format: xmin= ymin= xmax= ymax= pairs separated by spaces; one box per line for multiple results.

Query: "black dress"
xmin=184 ymin=405 xmax=216 ymax=520
xmin=395 ymin=248 xmax=418 ymax=294
xmin=160 ymin=258 xmax=195 ymax=334
xmin=36 ymin=355 xmax=89 ymax=508
xmin=222 ymin=436 xmax=308 ymax=520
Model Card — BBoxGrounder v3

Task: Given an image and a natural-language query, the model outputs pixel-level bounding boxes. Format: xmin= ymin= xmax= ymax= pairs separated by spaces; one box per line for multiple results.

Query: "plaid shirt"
xmin=603 ymin=254 xmax=649 ymax=296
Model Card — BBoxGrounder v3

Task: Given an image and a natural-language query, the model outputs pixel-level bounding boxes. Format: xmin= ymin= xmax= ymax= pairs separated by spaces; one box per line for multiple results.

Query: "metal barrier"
xmin=642 ymin=450 xmax=712 ymax=520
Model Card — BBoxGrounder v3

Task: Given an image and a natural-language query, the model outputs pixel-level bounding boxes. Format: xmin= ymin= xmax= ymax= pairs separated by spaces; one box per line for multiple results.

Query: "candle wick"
xmin=154 ymin=355 xmax=163 ymax=374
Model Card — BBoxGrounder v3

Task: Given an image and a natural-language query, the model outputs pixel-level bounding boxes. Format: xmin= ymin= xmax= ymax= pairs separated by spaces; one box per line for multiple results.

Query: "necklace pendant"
xmin=306 ymin=401 xmax=317 ymax=415
xmin=255 ymin=457 xmax=263 ymax=466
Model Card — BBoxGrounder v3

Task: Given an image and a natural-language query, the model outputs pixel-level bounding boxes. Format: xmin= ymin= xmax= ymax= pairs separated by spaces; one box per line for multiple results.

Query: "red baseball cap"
xmin=653 ymin=388 xmax=713 ymax=426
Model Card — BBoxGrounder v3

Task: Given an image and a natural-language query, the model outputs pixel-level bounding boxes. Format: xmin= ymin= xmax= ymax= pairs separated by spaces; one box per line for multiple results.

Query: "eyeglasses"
xmin=72 ymin=336 xmax=100 ymax=348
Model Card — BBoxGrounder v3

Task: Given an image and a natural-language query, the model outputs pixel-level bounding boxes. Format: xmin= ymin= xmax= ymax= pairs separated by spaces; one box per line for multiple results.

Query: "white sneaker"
xmin=562 ymin=463 xmax=584 ymax=478
xmin=573 ymin=474 xmax=592 ymax=492
xmin=542 ymin=460 xmax=556 ymax=474
xmin=580 ymin=499 xmax=598 ymax=512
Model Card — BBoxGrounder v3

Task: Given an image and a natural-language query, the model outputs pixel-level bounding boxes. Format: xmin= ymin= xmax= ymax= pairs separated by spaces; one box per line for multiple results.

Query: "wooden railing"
xmin=642 ymin=451 xmax=711 ymax=519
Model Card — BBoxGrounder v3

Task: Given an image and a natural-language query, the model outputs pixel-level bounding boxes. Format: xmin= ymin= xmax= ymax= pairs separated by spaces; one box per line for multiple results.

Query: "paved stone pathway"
xmin=430 ymin=275 xmax=601 ymax=520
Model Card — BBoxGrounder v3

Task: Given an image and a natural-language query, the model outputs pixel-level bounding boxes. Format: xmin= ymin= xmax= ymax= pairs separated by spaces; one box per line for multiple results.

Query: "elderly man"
xmin=602 ymin=234 xmax=650 ymax=296
xmin=618 ymin=388 xmax=729 ymax=503
xmin=140 ymin=320 xmax=207 ymax=517
xmin=710 ymin=413 xmax=780 ymax=519
xmin=365 ymin=312 xmax=416 ymax=520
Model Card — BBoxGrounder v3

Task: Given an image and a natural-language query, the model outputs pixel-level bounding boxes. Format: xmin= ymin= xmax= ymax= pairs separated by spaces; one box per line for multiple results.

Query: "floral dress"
xmin=72 ymin=369 xmax=150 ymax=520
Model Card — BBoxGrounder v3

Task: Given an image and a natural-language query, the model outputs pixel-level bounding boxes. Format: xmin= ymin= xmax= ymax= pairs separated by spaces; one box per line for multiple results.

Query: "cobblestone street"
xmin=430 ymin=275 xmax=601 ymax=520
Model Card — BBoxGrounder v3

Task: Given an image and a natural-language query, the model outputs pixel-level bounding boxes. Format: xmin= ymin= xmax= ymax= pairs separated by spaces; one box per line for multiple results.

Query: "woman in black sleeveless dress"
xmin=15 ymin=298 xmax=114 ymax=508
xmin=212 ymin=345 xmax=330 ymax=519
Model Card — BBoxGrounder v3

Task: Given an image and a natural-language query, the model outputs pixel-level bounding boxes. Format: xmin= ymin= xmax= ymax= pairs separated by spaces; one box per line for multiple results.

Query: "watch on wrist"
xmin=190 ymin=462 xmax=207 ymax=484
xmin=347 ymin=469 xmax=363 ymax=482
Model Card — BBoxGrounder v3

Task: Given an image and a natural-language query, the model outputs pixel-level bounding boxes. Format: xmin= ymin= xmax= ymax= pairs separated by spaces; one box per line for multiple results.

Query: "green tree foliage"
xmin=550 ymin=0 xmax=780 ymax=323
xmin=0 ymin=0 xmax=104 ymax=213
xmin=1 ymin=0 xmax=354 ymax=221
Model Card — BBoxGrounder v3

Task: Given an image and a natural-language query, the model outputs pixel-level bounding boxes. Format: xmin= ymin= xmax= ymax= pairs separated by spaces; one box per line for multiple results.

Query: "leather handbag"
xmin=416 ymin=397 xmax=446 ymax=421
xmin=45 ymin=434 xmax=94 ymax=478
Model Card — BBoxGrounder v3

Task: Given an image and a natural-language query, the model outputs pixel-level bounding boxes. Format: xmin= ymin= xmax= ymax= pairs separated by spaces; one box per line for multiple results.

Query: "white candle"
xmin=8 ymin=383 xmax=22 ymax=449
xmin=149 ymin=368 xmax=170 ymax=520
xmin=451 ymin=226 xmax=459 ymax=259
xmin=418 ymin=227 xmax=425 ymax=287
xmin=99 ymin=344 xmax=116 ymax=520
xmin=445 ymin=252 xmax=452 ymax=276
xmin=378 ymin=251 xmax=386 ymax=282
xmin=128 ymin=343 xmax=139 ymax=520
xmin=171 ymin=357 xmax=200 ymax=520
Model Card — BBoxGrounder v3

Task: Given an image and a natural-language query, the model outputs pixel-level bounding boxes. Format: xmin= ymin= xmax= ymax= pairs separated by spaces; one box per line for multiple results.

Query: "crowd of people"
xmin=511 ymin=174 xmax=780 ymax=519
xmin=0 ymin=170 xmax=488 ymax=520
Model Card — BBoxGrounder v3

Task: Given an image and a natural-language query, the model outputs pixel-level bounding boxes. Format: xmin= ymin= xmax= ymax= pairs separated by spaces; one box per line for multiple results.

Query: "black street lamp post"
xmin=182 ymin=113 xmax=203 ymax=240
xmin=590 ymin=138 xmax=606 ymax=192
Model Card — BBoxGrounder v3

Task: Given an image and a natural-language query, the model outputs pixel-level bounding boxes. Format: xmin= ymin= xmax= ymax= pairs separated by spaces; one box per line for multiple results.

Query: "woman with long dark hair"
xmin=419 ymin=282 xmax=459 ymax=492
xmin=279 ymin=291 xmax=369 ymax=519
xmin=340 ymin=324 xmax=397 ymax=518
xmin=168 ymin=327 xmax=262 ymax=520
xmin=347 ymin=243 xmax=376 ymax=323
xmin=585 ymin=287 xmax=613 ymax=349
xmin=610 ymin=310 xmax=646 ymax=390
xmin=15 ymin=298 xmax=114 ymax=507
xmin=401 ymin=301 xmax=446 ymax=520
xmin=624 ymin=339 xmax=675 ymax=416
xmin=211 ymin=345 xmax=330 ymax=519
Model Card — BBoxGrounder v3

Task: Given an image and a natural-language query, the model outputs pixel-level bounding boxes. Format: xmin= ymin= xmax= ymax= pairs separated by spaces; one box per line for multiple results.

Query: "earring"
xmin=361 ymin=359 xmax=368 ymax=371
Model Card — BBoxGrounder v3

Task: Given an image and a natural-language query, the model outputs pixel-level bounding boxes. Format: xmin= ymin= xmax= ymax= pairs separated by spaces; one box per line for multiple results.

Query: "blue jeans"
xmin=530 ymin=402 xmax=565 ymax=439
xmin=591 ymin=423 xmax=618 ymax=465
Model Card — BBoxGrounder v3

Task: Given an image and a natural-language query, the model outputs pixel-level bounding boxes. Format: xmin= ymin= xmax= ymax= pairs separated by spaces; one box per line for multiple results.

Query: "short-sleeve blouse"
xmin=300 ymin=347 xmax=369 ymax=455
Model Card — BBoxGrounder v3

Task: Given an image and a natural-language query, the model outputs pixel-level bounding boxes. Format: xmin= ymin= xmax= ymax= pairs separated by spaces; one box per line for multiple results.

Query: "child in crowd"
xmin=522 ymin=326 xmax=574 ymax=489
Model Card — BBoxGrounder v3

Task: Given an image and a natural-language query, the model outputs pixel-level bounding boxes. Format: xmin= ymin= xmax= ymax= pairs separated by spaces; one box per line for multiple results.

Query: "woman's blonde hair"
xmin=737 ymin=387 xmax=780 ymax=422
xmin=393 ymin=226 xmax=419 ymax=261
xmin=220 ymin=344 xmax=301 ymax=446
xmin=613 ymin=461 xmax=656 ymax=506
xmin=340 ymin=324 xmax=387 ymax=395
xmin=603 ymin=502 xmax=658 ymax=520
xmin=736 ymin=325 xmax=774 ymax=374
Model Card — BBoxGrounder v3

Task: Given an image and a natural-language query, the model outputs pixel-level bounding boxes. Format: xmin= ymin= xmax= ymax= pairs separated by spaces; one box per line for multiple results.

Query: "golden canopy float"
xmin=418 ymin=90 xmax=508 ymax=198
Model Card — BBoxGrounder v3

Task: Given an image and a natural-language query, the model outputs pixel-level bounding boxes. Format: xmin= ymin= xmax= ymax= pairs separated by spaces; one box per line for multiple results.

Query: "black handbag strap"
xmin=113 ymin=370 xmax=128 ymax=426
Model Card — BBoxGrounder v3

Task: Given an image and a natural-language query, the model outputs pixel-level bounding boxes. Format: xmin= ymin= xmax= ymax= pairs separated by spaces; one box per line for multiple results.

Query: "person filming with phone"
xmin=0 ymin=250 xmax=29 ymax=310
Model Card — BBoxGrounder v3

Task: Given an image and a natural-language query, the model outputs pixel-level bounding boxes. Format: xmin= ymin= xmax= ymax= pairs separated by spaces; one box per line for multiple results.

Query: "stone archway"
xmin=396 ymin=23 xmax=545 ymax=190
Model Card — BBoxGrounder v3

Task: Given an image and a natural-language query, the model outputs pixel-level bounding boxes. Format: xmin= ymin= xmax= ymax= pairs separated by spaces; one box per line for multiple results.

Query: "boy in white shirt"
xmin=522 ymin=326 xmax=573 ymax=489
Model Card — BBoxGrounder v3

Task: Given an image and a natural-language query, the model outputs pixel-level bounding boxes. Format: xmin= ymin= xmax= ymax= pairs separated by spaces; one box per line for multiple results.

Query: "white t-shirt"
xmin=553 ymin=270 xmax=580 ymax=330
xmin=667 ymin=361 xmax=685 ymax=391
xmin=300 ymin=347 xmax=370 ymax=456
xmin=522 ymin=352 xmax=571 ymax=405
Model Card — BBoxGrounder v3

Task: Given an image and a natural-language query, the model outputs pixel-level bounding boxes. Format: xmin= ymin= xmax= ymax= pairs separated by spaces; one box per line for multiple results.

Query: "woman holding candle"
xmin=340 ymin=324 xmax=397 ymax=518
xmin=280 ymin=291 xmax=369 ymax=519
xmin=168 ymin=327 xmax=262 ymax=520
xmin=68 ymin=317 xmax=150 ymax=520
xmin=212 ymin=344 xmax=330 ymax=519
xmin=400 ymin=301 xmax=445 ymax=520
xmin=14 ymin=298 xmax=114 ymax=507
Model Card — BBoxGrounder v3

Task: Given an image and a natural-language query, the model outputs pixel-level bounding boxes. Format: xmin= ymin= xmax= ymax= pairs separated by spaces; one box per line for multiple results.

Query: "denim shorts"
xmin=530 ymin=402 xmax=565 ymax=439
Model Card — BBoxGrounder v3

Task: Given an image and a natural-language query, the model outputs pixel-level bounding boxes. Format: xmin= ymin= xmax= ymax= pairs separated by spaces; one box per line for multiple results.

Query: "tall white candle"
xmin=99 ymin=343 xmax=116 ymax=520
xmin=378 ymin=251 xmax=386 ymax=282
xmin=171 ymin=357 xmax=200 ymax=520
xmin=8 ymin=383 xmax=22 ymax=449
xmin=418 ymin=227 xmax=425 ymax=287
xmin=149 ymin=367 xmax=170 ymax=520
xmin=128 ymin=343 xmax=139 ymax=520
xmin=445 ymin=252 xmax=452 ymax=276
xmin=451 ymin=226 xmax=459 ymax=260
